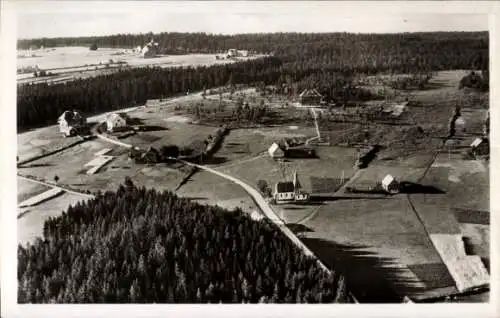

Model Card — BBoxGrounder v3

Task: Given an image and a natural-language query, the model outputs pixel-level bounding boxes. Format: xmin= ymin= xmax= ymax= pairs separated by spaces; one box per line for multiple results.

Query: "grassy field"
xmin=18 ymin=47 xmax=264 ymax=84
xmin=17 ymin=192 xmax=89 ymax=244
xmin=17 ymin=177 xmax=51 ymax=203
xmin=17 ymin=126 xmax=81 ymax=162
xmin=16 ymin=69 xmax=489 ymax=301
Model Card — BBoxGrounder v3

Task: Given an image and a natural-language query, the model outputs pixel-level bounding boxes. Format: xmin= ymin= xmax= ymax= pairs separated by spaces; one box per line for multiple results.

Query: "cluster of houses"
xmin=58 ymin=110 xmax=129 ymax=137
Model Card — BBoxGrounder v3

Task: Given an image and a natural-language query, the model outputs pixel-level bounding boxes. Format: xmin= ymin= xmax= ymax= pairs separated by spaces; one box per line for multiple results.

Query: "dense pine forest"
xmin=18 ymin=180 xmax=348 ymax=303
xmin=18 ymin=32 xmax=489 ymax=72
xmin=18 ymin=32 xmax=488 ymax=131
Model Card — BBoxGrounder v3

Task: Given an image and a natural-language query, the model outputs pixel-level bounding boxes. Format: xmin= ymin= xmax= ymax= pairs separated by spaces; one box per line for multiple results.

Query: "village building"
xmin=238 ymin=50 xmax=249 ymax=57
xmin=141 ymin=39 xmax=160 ymax=58
xmin=227 ymin=49 xmax=237 ymax=58
xmin=382 ymin=174 xmax=400 ymax=194
xmin=274 ymin=181 xmax=295 ymax=203
xmin=57 ymin=110 xmax=86 ymax=137
xmin=268 ymin=142 xmax=285 ymax=158
xmin=470 ymin=137 xmax=489 ymax=157
xmin=274 ymin=171 xmax=310 ymax=204
xmin=299 ymin=88 xmax=323 ymax=106
xmin=106 ymin=113 xmax=128 ymax=132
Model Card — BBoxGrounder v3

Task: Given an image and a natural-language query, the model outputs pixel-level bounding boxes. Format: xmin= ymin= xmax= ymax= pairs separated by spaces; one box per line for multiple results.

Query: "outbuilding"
xmin=470 ymin=137 xmax=489 ymax=157
xmin=382 ymin=174 xmax=399 ymax=194
xmin=268 ymin=142 xmax=285 ymax=158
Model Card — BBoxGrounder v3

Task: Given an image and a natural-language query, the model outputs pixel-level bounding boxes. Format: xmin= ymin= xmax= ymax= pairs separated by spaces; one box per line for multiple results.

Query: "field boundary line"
xmin=17 ymin=174 xmax=95 ymax=200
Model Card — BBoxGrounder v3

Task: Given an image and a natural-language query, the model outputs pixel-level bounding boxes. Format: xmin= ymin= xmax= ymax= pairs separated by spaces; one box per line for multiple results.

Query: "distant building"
xmin=141 ymin=39 xmax=160 ymax=58
xmin=470 ymin=138 xmax=489 ymax=157
xmin=382 ymin=174 xmax=399 ymax=194
xmin=299 ymin=88 xmax=323 ymax=106
xmin=106 ymin=113 xmax=128 ymax=132
xmin=227 ymin=49 xmax=237 ymax=58
xmin=268 ymin=142 xmax=285 ymax=158
xmin=58 ymin=110 xmax=86 ymax=137
xmin=238 ymin=50 xmax=249 ymax=57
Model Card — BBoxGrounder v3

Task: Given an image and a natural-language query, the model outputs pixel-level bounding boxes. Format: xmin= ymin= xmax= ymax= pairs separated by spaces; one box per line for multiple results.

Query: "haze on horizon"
xmin=15 ymin=1 xmax=489 ymax=40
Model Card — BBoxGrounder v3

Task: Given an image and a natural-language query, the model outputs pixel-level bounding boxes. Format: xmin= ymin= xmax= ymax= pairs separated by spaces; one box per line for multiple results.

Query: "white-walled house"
xmin=58 ymin=110 xmax=86 ymax=137
xmin=106 ymin=113 xmax=128 ymax=132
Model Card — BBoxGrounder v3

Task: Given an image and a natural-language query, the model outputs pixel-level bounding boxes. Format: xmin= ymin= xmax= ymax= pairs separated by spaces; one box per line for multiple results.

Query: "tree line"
xmin=18 ymin=179 xmax=349 ymax=303
xmin=19 ymin=32 xmax=488 ymax=73
xmin=18 ymin=32 xmax=488 ymax=131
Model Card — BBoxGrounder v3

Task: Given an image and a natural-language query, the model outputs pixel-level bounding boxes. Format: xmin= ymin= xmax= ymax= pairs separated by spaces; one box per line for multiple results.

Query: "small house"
xmin=268 ymin=142 xmax=285 ymax=158
xmin=470 ymin=138 xmax=489 ymax=156
xmin=106 ymin=113 xmax=128 ymax=132
xmin=58 ymin=110 xmax=86 ymax=137
xmin=274 ymin=181 xmax=295 ymax=203
xmin=299 ymin=88 xmax=323 ymax=106
xmin=382 ymin=174 xmax=399 ymax=194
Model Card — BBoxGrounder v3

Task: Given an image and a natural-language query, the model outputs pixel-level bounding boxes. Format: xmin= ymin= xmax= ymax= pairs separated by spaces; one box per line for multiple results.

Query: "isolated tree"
xmin=256 ymin=180 xmax=268 ymax=194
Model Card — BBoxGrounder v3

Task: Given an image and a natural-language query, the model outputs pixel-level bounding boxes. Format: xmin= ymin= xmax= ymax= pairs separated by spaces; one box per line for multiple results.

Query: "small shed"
xmin=106 ymin=113 xmax=128 ymax=132
xmin=268 ymin=142 xmax=285 ymax=158
xmin=470 ymin=138 xmax=489 ymax=156
xmin=382 ymin=174 xmax=399 ymax=194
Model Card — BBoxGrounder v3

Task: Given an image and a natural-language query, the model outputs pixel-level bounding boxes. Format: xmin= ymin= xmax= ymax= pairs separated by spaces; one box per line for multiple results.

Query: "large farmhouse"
xmin=58 ymin=110 xmax=86 ymax=137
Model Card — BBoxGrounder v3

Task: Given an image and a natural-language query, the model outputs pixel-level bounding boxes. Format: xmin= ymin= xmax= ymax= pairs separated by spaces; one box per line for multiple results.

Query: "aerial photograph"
xmin=14 ymin=1 xmax=490 ymax=305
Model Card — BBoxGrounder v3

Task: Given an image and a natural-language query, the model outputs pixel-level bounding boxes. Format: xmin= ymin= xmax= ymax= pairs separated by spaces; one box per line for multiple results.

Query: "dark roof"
xmin=276 ymin=181 xmax=295 ymax=193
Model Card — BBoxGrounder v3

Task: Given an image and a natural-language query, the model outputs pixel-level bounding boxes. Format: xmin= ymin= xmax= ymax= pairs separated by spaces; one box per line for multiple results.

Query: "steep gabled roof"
xmin=299 ymin=88 xmax=322 ymax=98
